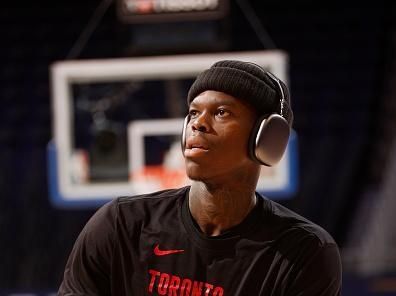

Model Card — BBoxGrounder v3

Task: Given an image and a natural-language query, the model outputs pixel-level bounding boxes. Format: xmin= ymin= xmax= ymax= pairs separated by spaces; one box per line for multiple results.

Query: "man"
xmin=58 ymin=60 xmax=342 ymax=295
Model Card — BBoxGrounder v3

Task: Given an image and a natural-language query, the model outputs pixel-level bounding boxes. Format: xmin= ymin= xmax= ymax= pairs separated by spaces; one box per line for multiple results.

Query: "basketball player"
xmin=58 ymin=60 xmax=342 ymax=295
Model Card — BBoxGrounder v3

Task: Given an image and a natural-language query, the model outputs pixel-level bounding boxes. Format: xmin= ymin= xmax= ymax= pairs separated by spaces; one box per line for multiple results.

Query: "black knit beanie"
xmin=187 ymin=60 xmax=293 ymax=126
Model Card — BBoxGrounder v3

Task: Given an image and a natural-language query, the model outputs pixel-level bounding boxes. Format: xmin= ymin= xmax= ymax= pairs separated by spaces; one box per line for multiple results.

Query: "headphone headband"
xmin=244 ymin=62 xmax=286 ymax=119
xmin=265 ymin=71 xmax=285 ymax=117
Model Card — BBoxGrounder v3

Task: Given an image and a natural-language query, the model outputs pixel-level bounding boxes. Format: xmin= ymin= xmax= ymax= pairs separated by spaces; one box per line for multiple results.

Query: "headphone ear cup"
xmin=250 ymin=114 xmax=290 ymax=166
xmin=181 ymin=115 xmax=190 ymax=155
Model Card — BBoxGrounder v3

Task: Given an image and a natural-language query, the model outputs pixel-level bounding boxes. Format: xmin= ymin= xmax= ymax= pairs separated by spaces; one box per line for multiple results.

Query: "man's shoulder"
xmin=116 ymin=186 xmax=189 ymax=207
xmin=85 ymin=186 xmax=188 ymax=236
xmin=261 ymin=199 xmax=342 ymax=294
xmin=105 ymin=186 xmax=189 ymax=220
xmin=262 ymin=197 xmax=336 ymax=247
xmin=116 ymin=187 xmax=189 ymax=204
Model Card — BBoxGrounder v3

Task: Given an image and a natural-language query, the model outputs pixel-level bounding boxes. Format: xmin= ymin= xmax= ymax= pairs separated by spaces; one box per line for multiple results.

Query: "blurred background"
xmin=1 ymin=0 xmax=396 ymax=295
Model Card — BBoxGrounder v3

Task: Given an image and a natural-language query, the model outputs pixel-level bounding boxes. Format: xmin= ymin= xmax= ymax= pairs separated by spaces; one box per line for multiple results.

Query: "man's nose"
xmin=191 ymin=113 xmax=210 ymax=133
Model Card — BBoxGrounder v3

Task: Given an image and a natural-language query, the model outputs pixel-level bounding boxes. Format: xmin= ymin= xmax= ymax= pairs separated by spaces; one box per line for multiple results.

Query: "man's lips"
xmin=185 ymin=138 xmax=209 ymax=150
xmin=185 ymin=138 xmax=209 ymax=156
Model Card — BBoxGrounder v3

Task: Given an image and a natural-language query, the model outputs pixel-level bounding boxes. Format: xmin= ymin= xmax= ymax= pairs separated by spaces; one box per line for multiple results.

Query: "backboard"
xmin=48 ymin=50 xmax=298 ymax=208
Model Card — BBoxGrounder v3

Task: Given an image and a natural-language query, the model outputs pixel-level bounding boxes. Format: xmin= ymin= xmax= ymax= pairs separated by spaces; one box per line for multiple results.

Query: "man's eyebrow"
xmin=190 ymin=99 xmax=238 ymax=108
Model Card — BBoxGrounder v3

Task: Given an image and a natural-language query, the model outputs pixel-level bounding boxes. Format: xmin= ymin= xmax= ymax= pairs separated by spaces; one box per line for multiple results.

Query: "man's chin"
xmin=186 ymin=171 xmax=206 ymax=182
xmin=185 ymin=166 xmax=211 ymax=182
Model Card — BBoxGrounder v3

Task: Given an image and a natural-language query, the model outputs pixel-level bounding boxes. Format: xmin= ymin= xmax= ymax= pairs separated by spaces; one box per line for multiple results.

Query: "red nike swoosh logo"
xmin=154 ymin=244 xmax=185 ymax=256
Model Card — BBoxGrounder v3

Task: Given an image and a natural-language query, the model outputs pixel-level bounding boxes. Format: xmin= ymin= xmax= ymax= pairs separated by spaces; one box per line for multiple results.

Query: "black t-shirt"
xmin=58 ymin=186 xmax=342 ymax=296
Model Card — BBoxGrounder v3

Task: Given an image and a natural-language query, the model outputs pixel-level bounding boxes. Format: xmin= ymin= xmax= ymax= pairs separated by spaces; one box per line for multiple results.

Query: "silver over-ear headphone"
xmin=181 ymin=65 xmax=291 ymax=167
xmin=248 ymin=69 xmax=291 ymax=166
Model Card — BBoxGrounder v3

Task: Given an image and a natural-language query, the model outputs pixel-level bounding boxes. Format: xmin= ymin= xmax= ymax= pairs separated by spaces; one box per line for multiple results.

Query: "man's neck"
xmin=188 ymin=181 xmax=258 ymax=236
